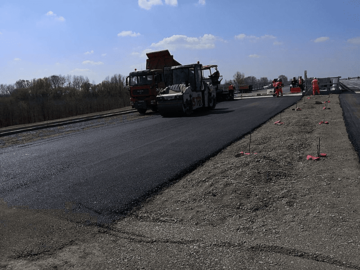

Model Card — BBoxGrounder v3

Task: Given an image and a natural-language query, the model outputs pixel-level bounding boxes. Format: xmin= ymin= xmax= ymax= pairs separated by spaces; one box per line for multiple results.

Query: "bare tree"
xmin=232 ymin=72 xmax=245 ymax=88
xmin=0 ymin=84 xmax=7 ymax=95
xmin=49 ymin=75 xmax=61 ymax=89
xmin=65 ymin=75 xmax=72 ymax=87
xmin=278 ymin=75 xmax=288 ymax=85
xmin=244 ymin=76 xmax=257 ymax=85
xmin=15 ymin=79 xmax=32 ymax=89
xmin=72 ymin=76 xmax=82 ymax=90
xmin=259 ymin=77 xmax=269 ymax=86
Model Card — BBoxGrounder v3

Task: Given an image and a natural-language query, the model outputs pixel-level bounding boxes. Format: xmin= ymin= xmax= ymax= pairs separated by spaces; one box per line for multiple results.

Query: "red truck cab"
xmin=127 ymin=69 xmax=164 ymax=114
xmin=126 ymin=50 xmax=180 ymax=114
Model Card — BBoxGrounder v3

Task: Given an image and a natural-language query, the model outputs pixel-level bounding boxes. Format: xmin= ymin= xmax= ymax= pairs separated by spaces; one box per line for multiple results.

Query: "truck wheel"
xmin=138 ymin=109 xmax=147 ymax=115
xmin=183 ymin=101 xmax=193 ymax=116
xmin=151 ymin=106 xmax=158 ymax=112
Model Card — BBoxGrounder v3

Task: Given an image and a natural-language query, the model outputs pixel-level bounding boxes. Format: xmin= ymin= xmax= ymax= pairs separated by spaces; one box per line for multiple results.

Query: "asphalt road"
xmin=341 ymin=78 xmax=360 ymax=92
xmin=339 ymin=79 xmax=360 ymax=161
xmin=0 ymin=96 xmax=301 ymax=224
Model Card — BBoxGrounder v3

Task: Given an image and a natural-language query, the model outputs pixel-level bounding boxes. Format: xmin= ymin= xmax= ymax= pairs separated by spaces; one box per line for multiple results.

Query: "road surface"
xmin=339 ymin=78 xmax=360 ymax=161
xmin=0 ymin=96 xmax=301 ymax=224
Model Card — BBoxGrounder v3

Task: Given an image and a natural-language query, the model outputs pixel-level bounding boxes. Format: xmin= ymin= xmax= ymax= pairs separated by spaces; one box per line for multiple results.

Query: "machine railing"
xmin=303 ymin=73 xmax=341 ymax=95
xmin=339 ymin=76 xmax=360 ymax=80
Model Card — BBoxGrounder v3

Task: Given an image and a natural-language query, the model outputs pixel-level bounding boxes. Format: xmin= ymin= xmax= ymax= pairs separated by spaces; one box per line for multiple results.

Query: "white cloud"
xmin=138 ymin=0 xmax=178 ymax=9
xmin=347 ymin=37 xmax=360 ymax=44
xmin=0 ymin=32 xmax=2 ymax=35
xmin=165 ymin=0 xmax=178 ymax=6
xmin=151 ymin=34 xmax=217 ymax=50
xmin=101 ymin=53 xmax=107 ymax=57
xmin=84 ymin=50 xmax=94 ymax=55
xmin=14 ymin=58 xmax=21 ymax=61
xmin=138 ymin=0 xmax=163 ymax=10
xmin=235 ymin=34 xmax=276 ymax=41
xmin=273 ymin=41 xmax=283 ymax=45
xmin=234 ymin=34 xmax=246 ymax=40
xmin=198 ymin=0 xmax=206 ymax=5
xmin=314 ymin=36 xmax=329 ymax=43
xmin=249 ymin=54 xmax=260 ymax=58
xmin=117 ymin=31 xmax=140 ymax=37
xmin=82 ymin=60 xmax=104 ymax=65
xmin=45 ymin=11 xmax=65 ymax=22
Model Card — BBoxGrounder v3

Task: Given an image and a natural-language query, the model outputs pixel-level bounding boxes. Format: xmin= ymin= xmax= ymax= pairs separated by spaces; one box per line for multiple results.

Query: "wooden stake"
xmin=249 ymin=133 xmax=251 ymax=153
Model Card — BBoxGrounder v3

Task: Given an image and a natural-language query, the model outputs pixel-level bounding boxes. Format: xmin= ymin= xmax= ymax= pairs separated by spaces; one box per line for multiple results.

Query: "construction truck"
xmin=238 ymin=85 xmax=253 ymax=93
xmin=126 ymin=50 xmax=180 ymax=114
xmin=156 ymin=62 xmax=218 ymax=116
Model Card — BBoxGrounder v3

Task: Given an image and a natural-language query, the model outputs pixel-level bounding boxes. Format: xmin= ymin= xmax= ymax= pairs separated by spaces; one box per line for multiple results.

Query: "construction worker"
xmin=228 ymin=84 xmax=235 ymax=100
xmin=275 ymin=78 xmax=283 ymax=97
xmin=210 ymin=67 xmax=220 ymax=85
xmin=298 ymin=76 xmax=304 ymax=91
xmin=312 ymin=77 xmax=320 ymax=95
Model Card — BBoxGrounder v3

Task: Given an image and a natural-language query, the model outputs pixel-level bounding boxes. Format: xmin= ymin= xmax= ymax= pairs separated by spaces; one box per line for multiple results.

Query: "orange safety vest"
xmin=312 ymin=79 xmax=319 ymax=88
xmin=228 ymin=85 xmax=234 ymax=90
xmin=298 ymin=78 xmax=303 ymax=85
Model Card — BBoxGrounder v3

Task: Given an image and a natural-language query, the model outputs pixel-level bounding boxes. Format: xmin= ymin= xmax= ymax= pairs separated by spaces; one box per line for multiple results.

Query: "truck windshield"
xmin=172 ymin=67 xmax=195 ymax=87
xmin=130 ymin=74 xmax=153 ymax=86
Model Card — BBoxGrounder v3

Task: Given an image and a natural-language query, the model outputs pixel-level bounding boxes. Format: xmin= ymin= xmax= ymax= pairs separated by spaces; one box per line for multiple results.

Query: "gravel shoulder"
xmin=1 ymin=94 xmax=360 ymax=269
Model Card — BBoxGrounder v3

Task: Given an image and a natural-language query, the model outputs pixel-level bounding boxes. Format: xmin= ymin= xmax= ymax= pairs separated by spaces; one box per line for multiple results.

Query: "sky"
xmin=1 ymin=0 xmax=359 ymax=85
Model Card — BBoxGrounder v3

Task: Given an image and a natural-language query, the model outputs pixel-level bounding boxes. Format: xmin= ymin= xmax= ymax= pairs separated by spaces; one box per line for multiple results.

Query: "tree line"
xmin=0 ymin=71 xmax=290 ymax=128
xmin=225 ymin=72 xmax=289 ymax=89
xmin=0 ymin=74 xmax=130 ymax=128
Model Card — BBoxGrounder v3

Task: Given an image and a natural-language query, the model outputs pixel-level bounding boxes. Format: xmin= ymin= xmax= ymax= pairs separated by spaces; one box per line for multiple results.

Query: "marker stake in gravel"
xmin=307 ymin=137 xmax=327 ymax=160
xmin=274 ymin=113 xmax=284 ymax=125
xmin=235 ymin=133 xmax=258 ymax=156
xmin=319 ymin=102 xmax=330 ymax=124
xmin=249 ymin=133 xmax=251 ymax=153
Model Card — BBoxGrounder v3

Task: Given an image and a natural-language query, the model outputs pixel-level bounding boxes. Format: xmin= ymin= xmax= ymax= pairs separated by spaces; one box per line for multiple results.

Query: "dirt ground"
xmin=1 ymin=94 xmax=360 ymax=269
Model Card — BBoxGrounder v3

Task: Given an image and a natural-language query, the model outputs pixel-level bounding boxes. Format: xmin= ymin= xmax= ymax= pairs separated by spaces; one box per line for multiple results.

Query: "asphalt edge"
xmin=339 ymin=93 xmax=360 ymax=163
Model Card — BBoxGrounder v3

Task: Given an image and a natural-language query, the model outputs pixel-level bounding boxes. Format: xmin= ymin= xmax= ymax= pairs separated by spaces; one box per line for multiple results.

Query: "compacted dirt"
xmin=1 ymin=94 xmax=360 ymax=269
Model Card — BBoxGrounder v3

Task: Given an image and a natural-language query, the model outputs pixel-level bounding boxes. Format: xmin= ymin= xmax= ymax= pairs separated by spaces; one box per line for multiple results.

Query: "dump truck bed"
xmin=146 ymin=50 xmax=180 ymax=70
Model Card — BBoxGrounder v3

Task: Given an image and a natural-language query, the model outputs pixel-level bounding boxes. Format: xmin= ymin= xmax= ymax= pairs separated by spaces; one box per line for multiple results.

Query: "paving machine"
xmin=126 ymin=50 xmax=180 ymax=114
xmin=156 ymin=62 xmax=217 ymax=116
xmin=201 ymin=65 xmax=236 ymax=101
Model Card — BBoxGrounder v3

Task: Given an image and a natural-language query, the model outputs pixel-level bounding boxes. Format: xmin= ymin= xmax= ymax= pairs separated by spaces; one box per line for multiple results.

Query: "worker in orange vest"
xmin=275 ymin=78 xmax=283 ymax=97
xmin=228 ymin=84 xmax=235 ymax=100
xmin=312 ymin=77 xmax=320 ymax=95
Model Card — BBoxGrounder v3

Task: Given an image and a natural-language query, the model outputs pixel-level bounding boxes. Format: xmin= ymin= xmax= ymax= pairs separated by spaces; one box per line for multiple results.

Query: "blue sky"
xmin=1 ymin=0 xmax=359 ymax=85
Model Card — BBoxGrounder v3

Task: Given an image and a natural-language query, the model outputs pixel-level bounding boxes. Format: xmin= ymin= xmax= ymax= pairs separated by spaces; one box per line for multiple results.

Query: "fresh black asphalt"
xmin=1 ymin=96 xmax=302 ymax=224
xmin=340 ymin=91 xmax=360 ymax=162
xmin=341 ymin=79 xmax=360 ymax=91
